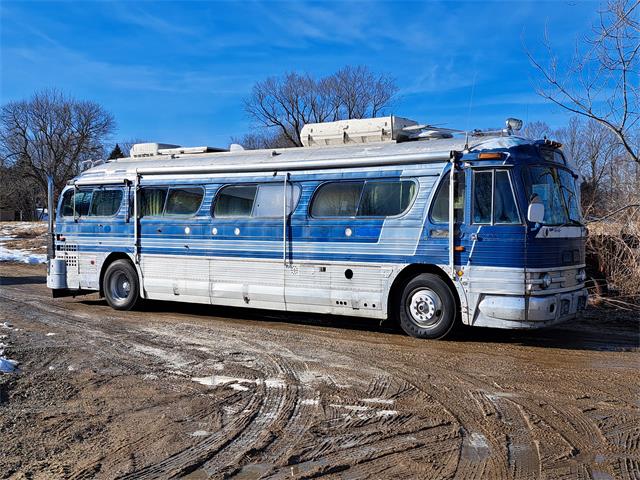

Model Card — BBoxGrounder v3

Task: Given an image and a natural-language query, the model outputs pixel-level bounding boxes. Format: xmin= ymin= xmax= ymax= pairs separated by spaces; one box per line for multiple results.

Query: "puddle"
xmin=461 ymin=431 xmax=491 ymax=462
xmin=233 ymin=463 xmax=271 ymax=480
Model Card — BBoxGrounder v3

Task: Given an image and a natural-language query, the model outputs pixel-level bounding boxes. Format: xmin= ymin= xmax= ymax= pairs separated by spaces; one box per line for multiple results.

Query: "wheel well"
xmin=387 ymin=264 xmax=461 ymax=323
xmin=99 ymin=253 xmax=135 ymax=296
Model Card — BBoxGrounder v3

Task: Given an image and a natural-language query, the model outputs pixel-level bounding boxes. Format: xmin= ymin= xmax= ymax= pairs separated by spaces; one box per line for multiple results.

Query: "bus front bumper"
xmin=472 ymin=288 xmax=588 ymax=329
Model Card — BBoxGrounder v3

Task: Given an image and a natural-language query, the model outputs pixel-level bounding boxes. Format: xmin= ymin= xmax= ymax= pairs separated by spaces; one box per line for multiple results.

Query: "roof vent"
xmin=129 ymin=143 xmax=227 ymax=158
xmin=300 ymin=116 xmax=418 ymax=147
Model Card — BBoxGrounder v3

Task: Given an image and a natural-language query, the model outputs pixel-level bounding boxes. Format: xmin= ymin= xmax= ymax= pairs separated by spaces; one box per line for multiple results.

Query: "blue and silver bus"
xmin=46 ymin=116 xmax=588 ymax=339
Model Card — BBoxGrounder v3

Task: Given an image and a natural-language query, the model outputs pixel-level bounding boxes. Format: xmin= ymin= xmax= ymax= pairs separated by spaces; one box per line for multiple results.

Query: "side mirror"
xmin=527 ymin=202 xmax=545 ymax=224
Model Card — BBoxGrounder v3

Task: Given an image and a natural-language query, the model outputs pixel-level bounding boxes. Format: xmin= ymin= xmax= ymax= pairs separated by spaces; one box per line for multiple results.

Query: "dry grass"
xmin=587 ymin=216 xmax=640 ymax=309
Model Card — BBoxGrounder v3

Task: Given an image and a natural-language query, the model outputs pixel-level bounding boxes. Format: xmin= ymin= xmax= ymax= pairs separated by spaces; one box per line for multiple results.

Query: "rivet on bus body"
xmin=212 ymin=227 xmax=218 ymax=235
xmin=184 ymin=227 xmax=191 ymax=235
xmin=234 ymin=228 xmax=240 ymax=236
xmin=345 ymin=227 xmax=352 ymax=237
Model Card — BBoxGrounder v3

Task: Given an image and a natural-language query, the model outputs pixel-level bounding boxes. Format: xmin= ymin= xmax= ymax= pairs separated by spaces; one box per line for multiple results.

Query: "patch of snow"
xmin=0 ymin=357 xmax=18 ymax=373
xmin=49 ymin=365 xmax=55 ymax=370
xmin=263 ymin=378 xmax=286 ymax=389
xmin=46 ymin=332 xmax=57 ymax=337
xmin=1 ymin=322 xmax=13 ymax=329
xmin=0 ymin=245 xmax=47 ymax=264
xmin=143 ymin=373 xmax=159 ymax=380
xmin=67 ymin=365 xmax=75 ymax=371
xmin=362 ymin=398 xmax=395 ymax=405
xmin=330 ymin=404 xmax=370 ymax=412
xmin=192 ymin=375 xmax=285 ymax=391
xmin=189 ymin=430 xmax=210 ymax=437
xmin=376 ymin=410 xmax=398 ymax=417
xmin=301 ymin=399 xmax=320 ymax=406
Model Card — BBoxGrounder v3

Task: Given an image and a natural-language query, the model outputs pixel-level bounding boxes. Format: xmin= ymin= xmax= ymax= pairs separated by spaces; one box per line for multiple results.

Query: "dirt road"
xmin=0 ymin=263 xmax=638 ymax=479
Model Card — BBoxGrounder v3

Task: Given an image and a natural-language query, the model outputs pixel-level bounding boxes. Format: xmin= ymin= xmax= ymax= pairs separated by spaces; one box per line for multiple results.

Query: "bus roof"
xmin=76 ymin=135 xmax=536 ymax=185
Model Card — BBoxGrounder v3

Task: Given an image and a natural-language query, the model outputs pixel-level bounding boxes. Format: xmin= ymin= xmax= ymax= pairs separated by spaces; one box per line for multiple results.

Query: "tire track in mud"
xmin=2 ymin=267 xmax=638 ymax=479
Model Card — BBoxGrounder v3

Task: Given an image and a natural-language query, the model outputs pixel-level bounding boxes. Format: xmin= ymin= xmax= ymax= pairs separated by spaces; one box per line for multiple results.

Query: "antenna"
xmin=465 ymin=71 xmax=478 ymax=133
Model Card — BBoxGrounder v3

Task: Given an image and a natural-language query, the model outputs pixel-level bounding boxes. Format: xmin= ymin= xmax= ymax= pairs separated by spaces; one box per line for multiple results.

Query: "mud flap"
xmin=51 ymin=288 xmax=93 ymax=299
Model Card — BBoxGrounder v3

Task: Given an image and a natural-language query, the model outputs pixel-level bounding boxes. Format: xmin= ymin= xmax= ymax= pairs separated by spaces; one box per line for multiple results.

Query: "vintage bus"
xmin=46 ymin=116 xmax=588 ymax=339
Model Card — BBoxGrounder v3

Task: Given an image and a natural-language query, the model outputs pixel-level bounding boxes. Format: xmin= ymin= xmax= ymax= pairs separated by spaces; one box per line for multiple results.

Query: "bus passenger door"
xmin=464 ymin=168 xmax=526 ymax=304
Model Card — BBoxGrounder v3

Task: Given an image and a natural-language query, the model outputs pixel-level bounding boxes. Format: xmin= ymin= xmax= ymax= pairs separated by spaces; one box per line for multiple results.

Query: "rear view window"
xmin=140 ymin=188 xmax=167 ymax=217
xmin=90 ymin=189 xmax=123 ymax=216
xmin=165 ymin=187 xmax=204 ymax=215
xmin=214 ymin=185 xmax=257 ymax=217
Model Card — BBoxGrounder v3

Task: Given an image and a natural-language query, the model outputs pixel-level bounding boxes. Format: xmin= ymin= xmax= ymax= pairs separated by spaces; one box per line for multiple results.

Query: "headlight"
xmin=576 ymin=268 xmax=586 ymax=283
xmin=541 ymin=273 xmax=552 ymax=289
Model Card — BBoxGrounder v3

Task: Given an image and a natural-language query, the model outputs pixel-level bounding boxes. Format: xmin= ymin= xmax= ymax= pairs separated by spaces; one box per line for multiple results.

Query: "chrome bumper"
xmin=472 ymin=288 xmax=588 ymax=329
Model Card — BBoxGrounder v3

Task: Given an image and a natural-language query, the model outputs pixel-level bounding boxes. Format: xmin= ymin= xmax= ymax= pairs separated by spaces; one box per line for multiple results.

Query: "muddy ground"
xmin=0 ymin=263 xmax=638 ymax=480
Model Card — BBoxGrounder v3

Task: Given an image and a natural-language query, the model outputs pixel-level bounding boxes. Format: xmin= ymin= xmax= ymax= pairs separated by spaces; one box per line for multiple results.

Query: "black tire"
xmin=103 ymin=259 xmax=140 ymax=311
xmin=398 ymin=273 xmax=457 ymax=339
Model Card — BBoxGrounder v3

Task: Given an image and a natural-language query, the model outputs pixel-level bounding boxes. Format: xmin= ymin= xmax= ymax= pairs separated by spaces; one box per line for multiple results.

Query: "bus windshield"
xmin=527 ymin=166 xmax=582 ymax=225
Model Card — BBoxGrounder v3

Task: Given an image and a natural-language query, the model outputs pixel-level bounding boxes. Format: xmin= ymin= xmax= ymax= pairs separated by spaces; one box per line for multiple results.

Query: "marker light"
xmin=478 ymin=152 xmax=504 ymax=160
xmin=541 ymin=273 xmax=552 ymax=289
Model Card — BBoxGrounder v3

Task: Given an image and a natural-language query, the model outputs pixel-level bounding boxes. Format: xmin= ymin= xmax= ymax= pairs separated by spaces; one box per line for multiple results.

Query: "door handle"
xmin=471 ymin=233 xmax=478 ymax=241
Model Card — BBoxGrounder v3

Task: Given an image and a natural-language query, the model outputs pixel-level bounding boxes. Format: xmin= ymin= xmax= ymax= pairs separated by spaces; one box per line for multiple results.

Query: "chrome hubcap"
xmin=408 ymin=288 xmax=442 ymax=327
xmin=110 ymin=272 xmax=131 ymax=302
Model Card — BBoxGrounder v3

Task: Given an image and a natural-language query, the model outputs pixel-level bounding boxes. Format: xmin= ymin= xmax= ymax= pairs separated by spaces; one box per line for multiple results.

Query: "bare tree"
xmin=244 ymin=66 xmax=398 ymax=147
xmin=230 ymin=130 xmax=296 ymax=150
xmin=0 ymin=89 xmax=115 ymax=205
xmin=521 ymin=120 xmax=553 ymax=139
xmin=117 ymin=138 xmax=148 ymax=158
xmin=528 ymin=0 xmax=639 ymax=164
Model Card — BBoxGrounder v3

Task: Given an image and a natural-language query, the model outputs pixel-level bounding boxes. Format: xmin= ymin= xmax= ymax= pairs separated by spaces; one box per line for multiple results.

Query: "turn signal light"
xmin=478 ymin=152 xmax=504 ymax=160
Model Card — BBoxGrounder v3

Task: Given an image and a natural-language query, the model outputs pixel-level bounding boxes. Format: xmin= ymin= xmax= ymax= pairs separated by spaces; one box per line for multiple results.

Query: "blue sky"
xmin=1 ymin=0 xmax=599 ymax=149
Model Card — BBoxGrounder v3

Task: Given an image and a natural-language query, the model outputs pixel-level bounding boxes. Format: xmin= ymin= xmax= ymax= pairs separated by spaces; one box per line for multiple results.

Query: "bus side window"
xmin=140 ymin=188 xmax=168 ymax=217
xmin=310 ymin=182 xmax=364 ymax=217
xmin=214 ymin=185 xmax=257 ymax=217
xmin=253 ymin=184 xmax=301 ymax=217
xmin=472 ymin=171 xmax=492 ymax=224
xmin=60 ymin=189 xmax=75 ymax=217
xmin=89 ymin=189 xmax=123 ymax=216
xmin=357 ymin=180 xmax=416 ymax=217
xmin=165 ymin=187 xmax=204 ymax=216
xmin=429 ymin=172 xmax=465 ymax=224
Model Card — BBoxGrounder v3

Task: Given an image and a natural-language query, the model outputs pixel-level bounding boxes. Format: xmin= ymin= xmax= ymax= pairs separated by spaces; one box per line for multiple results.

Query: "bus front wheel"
xmin=104 ymin=259 xmax=140 ymax=311
xmin=398 ymin=273 xmax=456 ymax=339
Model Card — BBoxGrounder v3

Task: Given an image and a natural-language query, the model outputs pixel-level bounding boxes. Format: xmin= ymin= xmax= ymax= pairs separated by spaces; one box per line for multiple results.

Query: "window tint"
xmin=358 ymin=181 xmax=416 ymax=216
xmin=140 ymin=188 xmax=167 ymax=217
xmin=430 ymin=172 xmax=465 ymax=223
xmin=60 ymin=189 xmax=75 ymax=217
xmin=165 ymin=187 xmax=204 ymax=215
xmin=253 ymin=184 xmax=301 ymax=217
xmin=214 ymin=185 xmax=257 ymax=217
xmin=493 ymin=171 xmax=519 ymax=223
xmin=311 ymin=182 xmax=363 ymax=217
xmin=473 ymin=171 xmax=492 ymax=224
xmin=90 ymin=189 xmax=123 ymax=216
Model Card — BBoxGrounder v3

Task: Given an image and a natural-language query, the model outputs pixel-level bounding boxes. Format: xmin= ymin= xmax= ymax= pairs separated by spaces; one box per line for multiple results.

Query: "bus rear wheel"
xmin=104 ymin=259 xmax=140 ymax=311
xmin=398 ymin=273 xmax=456 ymax=339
